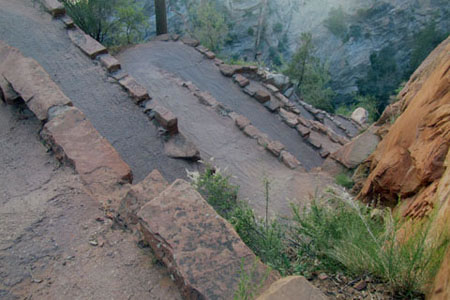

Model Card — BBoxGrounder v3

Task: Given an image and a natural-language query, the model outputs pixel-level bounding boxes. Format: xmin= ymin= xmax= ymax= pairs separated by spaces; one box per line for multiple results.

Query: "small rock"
xmin=264 ymin=99 xmax=281 ymax=112
xmin=243 ymin=125 xmax=263 ymax=139
xmin=267 ymin=140 xmax=285 ymax=157
xmin=233 ymin=74 xmax=250 ymax=87
xmin=296 ymin=124 xmax=311 ymax=137
xmin=354 ymin=280 xmax=367 ymax=291
xmin=180 ymin=37 xmax=199 ymax=47
xmin=153 ymin=105 xmax=178 ymax=134
xmin=204 ymin=51 xmax=216 ymax=59
xmin=318 ymin=273 xmax=329 ymax=280
xmin=254 ymin=90 xmax=271 ymax=103
xmin=234 ymin=114 xmax=251 ymax=130
xmin=280 ymin=151 xmax=300 ymax=169
xmin=351 ymin=107 xmax=369 ymax=126
xmin=89 ymin=240 xmax=98 ymax=246
xmin=279 ymin=108 xmax=299 ymax=127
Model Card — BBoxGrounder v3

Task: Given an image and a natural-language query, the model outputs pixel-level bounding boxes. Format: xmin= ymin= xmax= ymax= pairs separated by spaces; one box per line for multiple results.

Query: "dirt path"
xmin=118 ymin=41 xmax=324 ymax=170
xmin=0 ymin=0 xmax=196 ymax=183
xmin=0 ymin=103 xmax=181 ymax=300
xmin=117 ymin=45 xmax=336 ymax=217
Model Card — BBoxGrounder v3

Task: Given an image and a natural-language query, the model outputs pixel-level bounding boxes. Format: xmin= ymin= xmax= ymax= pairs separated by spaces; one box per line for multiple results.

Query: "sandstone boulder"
xmin=351 ymin=107 xmax=369 ymax=126
xmin=331 ymin=127 xmax=380 ymax=169
xmin=164 ymin=133 xmax=201 ymax=161
xmin=137 ymin=180 xmax=277 ymax=299
xmin=243 ymin=125 xmax=263 ymax=139
xmin=181 ymin=37 xmax=200 ymax=47
xmin=296 ymin=124 xmax=311 ymax=137
xmin=234 ymin=114 xmax=251 ymax=130
xmin=219 ymin=64 xmax=241 ymax=77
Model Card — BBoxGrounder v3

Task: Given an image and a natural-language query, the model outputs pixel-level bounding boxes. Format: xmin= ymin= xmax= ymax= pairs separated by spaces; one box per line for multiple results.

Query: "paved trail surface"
xmin=0 ymin=103 xmax=181 ymax=300
xmin=0 ymin=0 xmax=195 ymax=183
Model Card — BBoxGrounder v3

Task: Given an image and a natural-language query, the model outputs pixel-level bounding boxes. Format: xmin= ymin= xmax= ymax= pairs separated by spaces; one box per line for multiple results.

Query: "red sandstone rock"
xmin=119 ymin=75 xmax=150 ymax=103
xmin=296 ymin=124 xmax=311 ymax=137
xmin=204 ymin=51 xmax=216 ymax=59
xmin=280 ymin=151 xmax=300 ymax=169
xmin=234 ymin=114 xmax=251 ymax=130
xmin=195 ymin=91 xmax=219 ymax=108
xmin=137 ymin=180 xmax=277 ymax=299
xmin=41 ymin=107 xmax=132 ymax=196
xmin=2 ymin=55 xmax=72 ymax=120
xmin=254 ymin=90 xmax=271 ymax=103
xmin=219 ymin=64 xmax=241 ymax=77
xmin=267 ymin=140 xmax=285 ymax=157
xmin=234 ymin=74 xmax=250 ymax=87
xmin=153 ymin=105 xmax=179 ymax=134
xmin=279 ymin=108 xmax=299 ymax=127
xmin=117 ymin=170 xmax=168 ymax=226
xmin=243 ymin=125 xmax=263 ymax=139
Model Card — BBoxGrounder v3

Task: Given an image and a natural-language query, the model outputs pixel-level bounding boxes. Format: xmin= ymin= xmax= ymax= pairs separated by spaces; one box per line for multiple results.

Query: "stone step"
xmin=137 ymin=179 xmax=278 ymax=299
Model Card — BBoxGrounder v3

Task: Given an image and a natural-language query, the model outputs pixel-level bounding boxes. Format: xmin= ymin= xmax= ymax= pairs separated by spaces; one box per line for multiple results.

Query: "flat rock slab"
xmin=60 ymin=15 xmax=75 ymax=28
xmin=195 ymin=91 xmax=219 ymax=108
xmin=234 ymin=114 xmax=251 ymax=130
xmin=68 ymin=28 xmax=107 ymax=59
xmin=279 ymin=108 xmax=299 ymax=127
xmin=117 ymin=170 xmax=168 ymax=226
xmin=138 ymin=179 xmax=277 ymax=299
xmin=99 ymin=54 xmax=121 ymax=73
xmin=219 ymin=64 xmax=242 ymax=77
xmin=204 ymin=51 xmax=216 ymax=59
xmin=2 ymin=55 xmax=72 ymax=120
xmin=264 ymin=99 xmax=281 ymax=112
xmin=267 ymin=140 xmax=285 ymax=157
xmin=42 ymin=0 xmax=65 ymax=17
xmin=41 ymin=107 xmax=132 ymax=188
xmin=280 ymin=151 xmax=300 ymax=169
xmin=257 ymin=276 xmax=328 ymax=300
xmin=164 ymin=133 xmax=201 ymax=161
xmin=118 ymin=75 xmax=150 ymax=103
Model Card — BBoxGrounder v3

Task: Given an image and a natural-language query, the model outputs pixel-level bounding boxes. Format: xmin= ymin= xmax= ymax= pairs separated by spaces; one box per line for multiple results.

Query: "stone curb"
xmin=181 ymin=80 xmax=302 ymax=170
xmin=0 ymin=41 xmax=132 ymax=209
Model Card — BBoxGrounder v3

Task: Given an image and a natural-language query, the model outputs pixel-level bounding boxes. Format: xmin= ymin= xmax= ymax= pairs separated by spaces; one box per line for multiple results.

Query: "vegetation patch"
xmin=190 ymin=166 xmax=449 ymax=298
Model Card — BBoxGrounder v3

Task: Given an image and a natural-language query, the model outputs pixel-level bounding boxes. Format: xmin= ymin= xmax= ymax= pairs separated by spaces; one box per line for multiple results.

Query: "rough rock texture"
xmin=359 ymin=37 xmax=450 ymax=206
xmin=256 ymin=276 xmax=328 ymax=300
xmin=280 ymin=151 xmax=300 ymax=169
xmin=219 ymin=64 xmax=241 ymax=77
xmin=0 ymin=44 xmax=72 ymax=120
xmin=117 ymin=169 xmax=168 ymax=227
xmin=234 ymin=114 xmax=251 ymax=129
xmin=42 ymin=0 xmax=65 ymax=17
xmin=267 ymin=140 xmax=285 ymax=157
xmin=68 ymin=28 xmax=107 ymax=59
xmin=0 ymin=75 xmax=20 ymax=104
xmin=137 ymin=180 xmax=278 ymax=299
xmin=351 ymin=107 xmax=369 ymax=126
xmin=331 ymin=126 xmax=380 ymax=169
xmin=118 ymin=75 xmax=150 ymax=103
xmin=164 ymin=133 xmax=201 ymax=161
xmin=279 ymin=108 xmax=299 ymax=127
xmin=180 ymin=36 xmax=199 ymax=47
xmin=195 ymin=91 xmax=219 ymax=108
xmin=41 ymin=107 xmax=132 ymax=205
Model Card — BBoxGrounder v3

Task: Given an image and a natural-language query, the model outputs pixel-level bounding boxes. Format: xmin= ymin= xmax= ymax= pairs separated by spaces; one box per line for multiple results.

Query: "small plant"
xmin=234 ymin=259 xmax=270 ymax=300
xmin=335 ymin=173 xmax=354 ymax=189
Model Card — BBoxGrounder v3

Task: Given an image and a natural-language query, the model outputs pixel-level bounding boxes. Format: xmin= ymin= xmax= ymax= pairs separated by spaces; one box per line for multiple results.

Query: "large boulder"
xmin=137 ymin=180 xmax=278 ymax=299
xmin=265 ymin=73 xmax=290 ymax=90
xmin=331 ymin=127 xmax=380 ymax=169
xmin=351 ymin=107 xmax=369 ymax=126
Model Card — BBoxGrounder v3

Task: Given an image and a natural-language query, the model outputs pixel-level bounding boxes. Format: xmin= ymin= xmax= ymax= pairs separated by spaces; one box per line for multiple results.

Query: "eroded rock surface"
xmin=138 ymin=180 xmax=278 ymax=299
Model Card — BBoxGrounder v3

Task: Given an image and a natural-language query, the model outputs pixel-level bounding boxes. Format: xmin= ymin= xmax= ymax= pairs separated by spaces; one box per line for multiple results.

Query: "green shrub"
xmin=335 ymin=173 xmax=354 ymax=189
xmin=324 ymin=6 xmax=348 ymax=41
xmin=290 ymin=195 xmax=449 ymax=297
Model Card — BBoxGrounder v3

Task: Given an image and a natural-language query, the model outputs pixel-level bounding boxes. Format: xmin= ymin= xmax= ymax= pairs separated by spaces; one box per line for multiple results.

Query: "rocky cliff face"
xmin=355 ymin=36 xmax=449 ymax=299
xmin=144 ymin=0 xmax=449 ymax=99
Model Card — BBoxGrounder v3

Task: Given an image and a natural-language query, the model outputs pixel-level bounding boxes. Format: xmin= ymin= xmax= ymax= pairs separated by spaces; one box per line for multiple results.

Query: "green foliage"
xmin=409 ymin=22 xmax=447 ymax=75
xmin=192 ymin=166 xmax=448 ymax=297
xmin=189 ymin=1 xmax=229 ymax=52
xmin=61 ymin=0 xmax=148 ymax=46
xmin=247 ymin=27 xmax=254 ymax=36
xmin=272 ymin=22 xmax=283 ymax=34
xmin=324 ymin=6 xmax=348 ymax=41
xmin=284 ymin=33 xmax=335 ymax=113
xmin=234 ymin=259 xmax=270 ymax=300
xmin=335 ymin=173 xmax=354 ymax=189
xmin=357 ymin=46 xmax=401 ymax=112
xmin=290 ymin=196 xmax=449 ymax=297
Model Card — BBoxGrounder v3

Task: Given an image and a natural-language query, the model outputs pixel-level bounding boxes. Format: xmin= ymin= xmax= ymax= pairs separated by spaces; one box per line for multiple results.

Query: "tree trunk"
xmin=155 ymin=0 xmax=168 ymax=35
xmin=254 ymin=0 xmax=268 ymax=56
